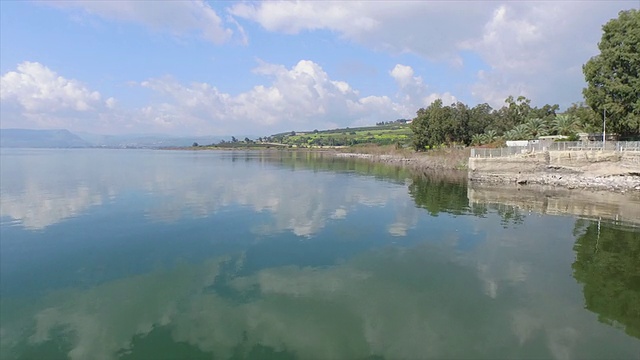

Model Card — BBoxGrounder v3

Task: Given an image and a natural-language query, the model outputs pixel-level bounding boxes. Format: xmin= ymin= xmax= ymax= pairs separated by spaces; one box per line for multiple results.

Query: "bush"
xmin=566 ymin=133 xmax=580 ymax=141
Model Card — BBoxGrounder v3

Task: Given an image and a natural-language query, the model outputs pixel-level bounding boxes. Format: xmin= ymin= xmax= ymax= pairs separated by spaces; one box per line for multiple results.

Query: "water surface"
xmin=1 ymin=149 xmax=638 ymax=360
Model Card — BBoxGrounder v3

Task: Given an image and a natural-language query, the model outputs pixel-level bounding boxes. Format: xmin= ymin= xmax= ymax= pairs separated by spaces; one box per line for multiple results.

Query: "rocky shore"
xmin=469 ymin=171 xmax=640 ymax=193
xmin=334 ymin=151 xmax=640 ymax=193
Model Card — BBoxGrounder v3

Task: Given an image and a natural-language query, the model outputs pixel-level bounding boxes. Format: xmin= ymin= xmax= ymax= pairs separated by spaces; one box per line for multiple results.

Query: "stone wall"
xmin=547 ymin=150 xmax=621 ymax=166
xmin=468 ymin=154 xmax=544 ymax=174
xmin=468 ymin=150 xmax=640 ymax=190
xmin=469 ymin=150 xmax=638 ymax=174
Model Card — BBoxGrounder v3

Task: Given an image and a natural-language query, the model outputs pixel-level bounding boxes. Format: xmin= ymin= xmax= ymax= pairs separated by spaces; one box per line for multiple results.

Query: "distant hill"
xmin=0 ymin=129 xmax=233 ymax=148
xmin=267 ymin=123 xmax=412 ymax=147
xmin=0 ymin=129 xmax=91 ymax=148
xmin=74 ymin=132 xmax=231 ymax=148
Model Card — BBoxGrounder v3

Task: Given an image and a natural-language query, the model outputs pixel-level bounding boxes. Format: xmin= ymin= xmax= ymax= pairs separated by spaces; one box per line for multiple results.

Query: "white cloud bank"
xmin=138 ymin=60 xmax=396 ymax=135
xmin=136 ymin=59 xmax=457 ymax=135
xmin=0 ymin=62 xmax=103 ymax=112
xmin=0 ymin=62 xmax=120 ymax=132
xmin=1 ymin=61 xmax=449 ymax=135
xmin=229 ymin=1 xmax=634 ymax=108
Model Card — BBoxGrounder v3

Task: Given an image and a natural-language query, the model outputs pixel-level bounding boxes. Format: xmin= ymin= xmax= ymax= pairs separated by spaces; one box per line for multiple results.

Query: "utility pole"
xmin=603 ymin=108 xmax=606 ymax=150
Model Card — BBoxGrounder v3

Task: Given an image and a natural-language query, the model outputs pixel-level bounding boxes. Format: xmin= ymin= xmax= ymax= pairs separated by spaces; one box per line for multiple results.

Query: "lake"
xmin=1 ymin=148 xmax=639 ymax=360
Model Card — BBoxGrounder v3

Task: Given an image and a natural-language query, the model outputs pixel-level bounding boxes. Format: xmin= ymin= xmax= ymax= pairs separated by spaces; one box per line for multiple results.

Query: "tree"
xmin=566 ymin=102 xmax=600 ymax=133
xmin=552 ymin=114 xmax=578 ymax=136
xmin=471 ymin=133 xmax=484 ymax=145
xmin=447 ymin=102 xmax=471 ymax=145
xmin=530 ymin=103 xmax=560 ymax=124
xmin=481 ymin=129 xmax=497 ymax=144
xmin=467 ymin=103 xmax=494 ymax=139
xmin=503 ymin=128 xmax=525 ymax=141
xmin=524 ymin=118 xmax=548 ymax=139
xmin=511 ymin=124 xmax=530 ymax=140
xmin=410 ymin=99 xmax=451 ymax=150
xmin=583 ymin=9 xmax=640 ymax=137
xmin=192 ymin=142 xmax=199 ymax=147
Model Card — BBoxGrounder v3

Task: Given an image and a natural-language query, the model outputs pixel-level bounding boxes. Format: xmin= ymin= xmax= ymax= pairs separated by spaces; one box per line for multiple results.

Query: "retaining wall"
xmin=468 ymin=150 xmax=640 ymax=182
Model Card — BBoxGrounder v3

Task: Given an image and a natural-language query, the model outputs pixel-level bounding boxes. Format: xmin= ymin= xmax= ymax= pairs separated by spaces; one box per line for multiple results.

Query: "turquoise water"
xmin=1 ymin=149 xmax=638 ymax=360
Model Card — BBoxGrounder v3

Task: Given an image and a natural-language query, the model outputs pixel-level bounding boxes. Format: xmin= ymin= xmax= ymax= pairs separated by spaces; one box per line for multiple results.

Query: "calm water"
xmin=1 ymin=149 xmax=638 ymax=360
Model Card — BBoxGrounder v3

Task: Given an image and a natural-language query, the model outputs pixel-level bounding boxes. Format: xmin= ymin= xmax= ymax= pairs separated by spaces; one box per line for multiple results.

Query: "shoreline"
xmin=172 ymin=146 xmax=640 ymax=194
xmin=468 ymin=172 xmax=640 ymax=193
xmin=333 ymin=150 xmax=640 ymax=193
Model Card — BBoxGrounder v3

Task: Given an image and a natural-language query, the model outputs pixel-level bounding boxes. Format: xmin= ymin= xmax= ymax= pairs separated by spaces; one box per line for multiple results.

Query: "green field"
xmin=270 ymin=123 xmax=413 ymax=147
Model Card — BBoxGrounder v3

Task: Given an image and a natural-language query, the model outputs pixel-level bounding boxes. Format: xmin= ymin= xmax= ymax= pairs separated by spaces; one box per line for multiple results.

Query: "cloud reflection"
xmin=0 ymin=150 xmax=418 ymax=238
xmin=3 ymin=238 xmax=639 ymax=360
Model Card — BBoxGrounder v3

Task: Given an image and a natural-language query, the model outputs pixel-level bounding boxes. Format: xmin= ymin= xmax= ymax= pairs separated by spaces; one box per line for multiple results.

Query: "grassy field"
xmin=271 ymin=123 xmax=412 ymax=147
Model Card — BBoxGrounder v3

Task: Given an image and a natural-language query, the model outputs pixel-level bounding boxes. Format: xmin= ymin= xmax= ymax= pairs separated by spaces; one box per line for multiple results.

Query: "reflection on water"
xmin=409 ymin=174 xmax=470 ymax=216
xmin=0 ymin=150 xmax=416 ymax=237
xmin=468 ymin=183 xmax=640 ymax=227
xmin=1 ymin=149 xmax=639 ymax=359
xmin=573 ymin=220 xmax=640 ymax=339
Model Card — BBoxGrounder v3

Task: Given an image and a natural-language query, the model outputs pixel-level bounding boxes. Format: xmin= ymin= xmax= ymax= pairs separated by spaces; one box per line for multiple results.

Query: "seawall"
xmin=468 ymin=150 xmax=640 ymax=192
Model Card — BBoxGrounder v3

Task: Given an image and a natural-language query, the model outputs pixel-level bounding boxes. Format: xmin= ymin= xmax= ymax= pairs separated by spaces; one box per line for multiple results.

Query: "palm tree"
xmin=524 ymin=118 xmax=548 ymax=139
xmin=504 ymin=129 xmax=517 ymax=141
xmin=552 ymin=114 xmax=579 ymax=136
xmin=471 ymin=133 xmax=484 ymax=145
xmin=482 ymin=129 xmax=498 ymax=144
xmin=512 ymin=124 xmax=529 ymax=140
xmin=505 ymin=124 xmax=529 ymax=140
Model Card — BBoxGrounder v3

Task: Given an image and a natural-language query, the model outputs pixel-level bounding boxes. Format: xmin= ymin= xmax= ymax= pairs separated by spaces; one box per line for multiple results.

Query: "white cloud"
xmin=229 ymin=1 xmax=634 ymax=109
xmin=390 ymin=64 xmax=420 ymax=89
xmin=457 ymin=2 xmax=635 ymax=107
xmin=0 ymin=60 xmax=454 ymax=135
xmin=388 ymin=64 xmax=457 ymax=116
xmin=0 ymin=62 xmax=102 ymax=113
xmin=229 ymin=1 xmax=489 ymax=60
xmin=44 ymin=0 xmax=235 ymax=44
xmin=0 ymin=62 xmax=124 ymax=131
xmin=105 ymin=97 xmax=117 ymax=109
xmin=137 ymin=60 xmax=445 ymax=135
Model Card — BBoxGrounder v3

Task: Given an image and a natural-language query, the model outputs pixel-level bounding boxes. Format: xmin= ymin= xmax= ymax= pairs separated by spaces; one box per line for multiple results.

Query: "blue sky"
xmin=0 ymin=1 xmax=636 ymax=136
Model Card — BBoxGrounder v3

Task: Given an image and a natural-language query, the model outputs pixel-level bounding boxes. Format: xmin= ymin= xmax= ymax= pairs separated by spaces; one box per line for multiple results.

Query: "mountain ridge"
xmin=0 ymin=129 xmax=232 ymax=148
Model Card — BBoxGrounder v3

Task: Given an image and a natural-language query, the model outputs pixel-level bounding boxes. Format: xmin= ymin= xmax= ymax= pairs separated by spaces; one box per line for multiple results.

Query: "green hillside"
xmin=267 ymin=123 xmax=412 ymax=148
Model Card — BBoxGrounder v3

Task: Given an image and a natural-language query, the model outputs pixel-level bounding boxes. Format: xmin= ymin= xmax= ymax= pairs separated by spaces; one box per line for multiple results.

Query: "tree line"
xmin=409 ymin=97 xmax=608 ymax=150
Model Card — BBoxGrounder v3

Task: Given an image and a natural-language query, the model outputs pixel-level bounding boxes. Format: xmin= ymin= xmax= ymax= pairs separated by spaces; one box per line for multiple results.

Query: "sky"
xmin=0 ymin=1 xmax=637 ymax=137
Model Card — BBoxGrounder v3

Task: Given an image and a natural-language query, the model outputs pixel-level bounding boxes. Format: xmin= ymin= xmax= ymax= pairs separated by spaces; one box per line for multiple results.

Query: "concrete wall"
xmin=547 ymin=150 xmax=620 ymax=166
xmin=622 ymin=152 xmax=640 ymax=165
xmin=468 ymin=153 xmax=545 ymax=174
xmin=469 ymin=150 xmax=639 ymax=175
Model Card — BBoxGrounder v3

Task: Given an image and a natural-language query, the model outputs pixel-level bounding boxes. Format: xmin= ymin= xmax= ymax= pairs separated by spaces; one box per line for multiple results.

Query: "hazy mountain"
xmin=74 ymin=132 xmax=232 ymax=148
xmin=0 ymin=129 xmax=251 ymax=148
xmin=0 ymin=129 xmax=90 ymax=148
